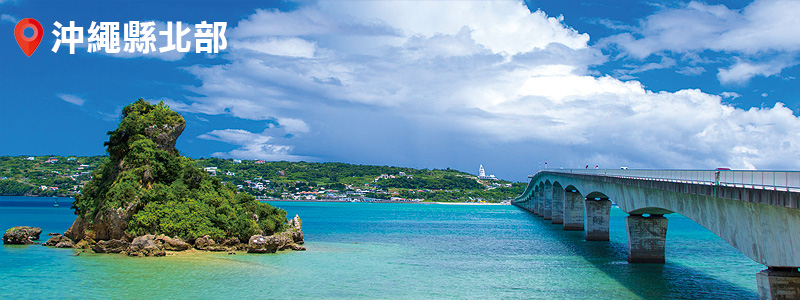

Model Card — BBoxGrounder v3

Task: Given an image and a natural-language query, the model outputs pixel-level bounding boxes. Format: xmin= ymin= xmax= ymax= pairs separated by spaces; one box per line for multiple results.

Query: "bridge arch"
xmin=585 ymin=191 xmax=609 ymax=200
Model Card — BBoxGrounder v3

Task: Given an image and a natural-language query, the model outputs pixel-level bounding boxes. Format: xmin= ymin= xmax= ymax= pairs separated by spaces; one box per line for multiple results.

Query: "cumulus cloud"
xmin=720 ymin=92 xmax=741 ymax=99
xmin=232 ymin=37 xmax=316 ymax=58
xmin=718 ymin=59 xmax=795 ymax=84
xmin=171 ymin=0 xmax=800 ymax=178
xmin=602 ymin=1 xmax=800 ymax=57
xmin=56 ymin=93 xmax=85 ymax=106
xmin=0 ymin=14 xmax=17 ymax=24
xmin=197 ymin=128 xmax=310 ymax=161
xmin=601 ymin=0 xmax=800 ymax=84
xmin=276 ymin=117 xmax=310 ymax=134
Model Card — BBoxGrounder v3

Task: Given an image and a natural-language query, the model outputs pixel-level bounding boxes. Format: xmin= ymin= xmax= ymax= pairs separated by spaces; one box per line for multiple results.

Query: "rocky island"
xmin=3 ymin=99 xmax=304 ymax=256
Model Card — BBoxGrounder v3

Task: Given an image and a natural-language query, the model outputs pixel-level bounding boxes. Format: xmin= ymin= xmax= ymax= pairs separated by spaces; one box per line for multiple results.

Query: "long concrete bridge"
xmin=512 ymin=169 xmax=800 ymax=300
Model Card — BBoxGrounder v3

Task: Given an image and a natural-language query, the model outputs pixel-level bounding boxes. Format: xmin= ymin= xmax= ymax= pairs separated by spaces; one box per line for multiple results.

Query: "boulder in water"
xmin=44 ymin=235 xmax=74 ymax=248
xmin=247 ymin=234 xmax=293 ymax=253
xmin=127 ymin=235 xmax=165 ymax=257
xmin=193 ymin=235 xmax=216 ymax=250
xmin=3 ymin=226 xmax=42 ymax=244
xmin=154 ymin=235 xmax=190 ymax=251
xmin=287 ymin=215 xmax=304 ymax=245
xmin=92 ymin=239 xmax=129 ymax=253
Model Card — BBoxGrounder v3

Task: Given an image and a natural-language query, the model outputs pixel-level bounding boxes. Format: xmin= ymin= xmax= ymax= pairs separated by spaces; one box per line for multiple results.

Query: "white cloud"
xmin=56 ymin=93 xmax=85 ymax=106
xmin=720 ymin=92 xmax=741 ymax=99
xmin=717 ymin=59 xmax=794 ymax=84
xmin=0 ymin=14 xmax=17 ymax=24
xmin=197 ymin=129 xmax=310 ymax=161
xmin=233 ymin=37 xmax=316 ymax=58
xmin=172 ymin=1 xmax=800 ymax=178
xmin=601 ymin=0 xmax=800 ymax=84
xmin=602 ymin=0 xmax=800 ymax=58
xmin=276 ymin=118 xmax=310 ymax=134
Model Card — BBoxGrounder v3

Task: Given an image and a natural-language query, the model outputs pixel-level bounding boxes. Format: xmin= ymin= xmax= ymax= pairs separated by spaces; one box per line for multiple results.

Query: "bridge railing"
xmin=540 ymin=169 xmax=800 ymax=192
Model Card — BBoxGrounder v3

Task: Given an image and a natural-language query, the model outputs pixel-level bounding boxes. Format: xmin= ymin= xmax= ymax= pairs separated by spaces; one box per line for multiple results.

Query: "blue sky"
xmin=2 ymin=0 xmax=800 ymax=181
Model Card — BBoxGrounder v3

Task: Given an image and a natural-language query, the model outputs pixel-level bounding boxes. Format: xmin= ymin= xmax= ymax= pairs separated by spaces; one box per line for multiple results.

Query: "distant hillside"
xmin=0 ymin=156 xmax=524 ymax=202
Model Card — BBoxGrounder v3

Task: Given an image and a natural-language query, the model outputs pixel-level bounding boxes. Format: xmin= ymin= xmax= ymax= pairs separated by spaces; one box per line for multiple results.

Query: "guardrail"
xmin=535 ymin=169 xmax=800 ymax=192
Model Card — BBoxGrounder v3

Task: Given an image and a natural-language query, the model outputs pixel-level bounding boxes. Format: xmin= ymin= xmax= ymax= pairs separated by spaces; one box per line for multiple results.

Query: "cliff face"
xmin=67 ymin=99 xmax=289 ymax=245
xmin=65 ymin=205 xmax=133 ymax=242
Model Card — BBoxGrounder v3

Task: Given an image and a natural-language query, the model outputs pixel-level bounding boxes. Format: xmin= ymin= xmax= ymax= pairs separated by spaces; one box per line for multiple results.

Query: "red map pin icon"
xmin=15 ymin=18 xmax=43 ymax=57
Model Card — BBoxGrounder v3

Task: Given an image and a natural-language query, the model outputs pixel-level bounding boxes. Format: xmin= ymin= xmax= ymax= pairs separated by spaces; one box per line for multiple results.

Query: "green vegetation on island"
xmin=66 ymin=99 xmax=288 ymax=242
xmin=0 ymin=155 xmax=524 ymax=202
xmin=0 ymin=107 xmax=524 ymax=204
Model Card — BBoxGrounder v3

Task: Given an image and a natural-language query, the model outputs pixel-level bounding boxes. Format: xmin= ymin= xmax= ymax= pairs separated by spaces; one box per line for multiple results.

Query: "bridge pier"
xmin=551 ymin=187 xmax=564 ymax=225
xmin=757 ymin=267 xmax=800 ymax=300
xmin=537 ymin=187 xmax=544 ymax=217
xmin=625 ymin=214 xmax=668 ymax=263
xmin=533 ymin=193 xmax=540 ymax=215
xmin=543 ymin=184 xmax=553 ymax=220
xmin=584 ymin=198 xmax=610 ymax=241
xmin=528 ymin=197 xmax=534 ymax=212
xmin=563 ymin=189 xmax=584 ymax=231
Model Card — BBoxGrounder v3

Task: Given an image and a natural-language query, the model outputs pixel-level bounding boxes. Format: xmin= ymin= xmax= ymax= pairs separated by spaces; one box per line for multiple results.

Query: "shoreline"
xmin=264 ymin=199 xmax=510 ymax=205
xmin=0 ymin=196 xmax=511 ymax=206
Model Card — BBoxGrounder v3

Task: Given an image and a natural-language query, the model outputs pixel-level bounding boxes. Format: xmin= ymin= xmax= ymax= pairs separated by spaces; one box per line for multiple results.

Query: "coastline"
xmin=264 ymin=199 xmax=509 ymax=205
xmin=428 ymin=201 xmax=509 ymax=205
xmin=0 ymin=196 xmax=511 ymax=206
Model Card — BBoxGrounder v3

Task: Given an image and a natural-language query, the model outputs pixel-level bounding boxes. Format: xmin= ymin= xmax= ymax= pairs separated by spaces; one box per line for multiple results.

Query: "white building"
xmin=478 ymin=164 xmax=498 ymax=180
xmin=204 ymin=167 xmax=218 ymax=176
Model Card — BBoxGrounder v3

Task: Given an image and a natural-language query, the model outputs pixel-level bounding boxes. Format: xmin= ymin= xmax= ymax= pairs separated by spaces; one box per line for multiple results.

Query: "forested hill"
xmin=0 ymin=156 xmax=524 ymax=202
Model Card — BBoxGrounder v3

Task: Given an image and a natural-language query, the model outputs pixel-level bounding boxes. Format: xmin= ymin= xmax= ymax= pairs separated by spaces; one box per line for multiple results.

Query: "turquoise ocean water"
xmin=0 ymin=196 xmax=763 ymax=299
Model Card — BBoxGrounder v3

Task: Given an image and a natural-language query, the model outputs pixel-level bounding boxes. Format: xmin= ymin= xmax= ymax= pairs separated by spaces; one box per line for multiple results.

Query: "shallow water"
xmin=0 ymin=197 xmax=762 ymax=299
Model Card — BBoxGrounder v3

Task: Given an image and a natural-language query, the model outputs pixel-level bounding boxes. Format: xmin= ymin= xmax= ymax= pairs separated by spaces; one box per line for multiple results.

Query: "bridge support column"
xmin=584 ymin=198 xmax=610 ymax=241
xmin=551 ymin=188 xmax=564 ymax=225
xmin=537 ymin=188 xmax=544 ymax=217
xmin=625 ymin=214 xmax=667 ymax=263
xmin=543 ymin=184 xmax=552 ymax=220
xmin=533 ymin=194 xmax=540 ymax=215
xmin=757 ymin=267 xmax=800 ymax=300
xmin=563 ymin=190 xmax=584 ymax=231
xmin=528 ymin=196 xmax=534 ymax=213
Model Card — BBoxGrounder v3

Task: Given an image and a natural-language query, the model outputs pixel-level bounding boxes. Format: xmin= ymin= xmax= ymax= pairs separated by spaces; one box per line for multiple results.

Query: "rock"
xmin=3 ymin=226 xmax=43 ymax=244
xmin=144 ymin=123 xmax=185 ymax=154
xmin=64 ymin=216 xmax=86 ymax=241
xmin=246 ymin=215 xmax=307 ymax=253
xmin=47 ymin=232 xmax=61 ymax=236
xmin=65 ymin=205 xmax=134 ymax=242
xmin=55 ymin=240 xmax=74 ymax=248
xmin=207 ymin=238 xmax=247 ymax=251
xmin=289 ymin=244 xmax=306 ymax=251
xmin=220 ymin=237 xmax=240 ymax=247
xmin=127 ymin=235 xmax=165 ymax=257
xmin=287 ymin=215 xmax=304 ymax=244
xmin=92 ymin=239 xmax=128 ymax=253
xmin=247 ymin=234 xmax=293 ymax=254
xmin=193 ymin=235 xmax=216 ymax=250
xmin=74 ymin=238 xmax=95 ymax=249
xmin=154 ymin=235 xmax=190 ymax=251
xmin=43 ymin=235 xmax=74 ymax=248
xmin=206 ymin=246 xmax=229 ymax=252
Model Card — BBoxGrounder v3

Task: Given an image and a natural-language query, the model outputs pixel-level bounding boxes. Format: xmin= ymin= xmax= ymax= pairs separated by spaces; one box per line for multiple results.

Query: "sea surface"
xmin=0 ymin=196 xmax=763 ymax=299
